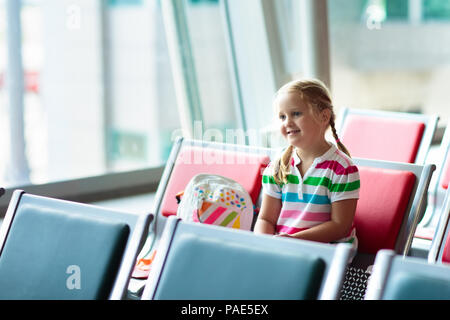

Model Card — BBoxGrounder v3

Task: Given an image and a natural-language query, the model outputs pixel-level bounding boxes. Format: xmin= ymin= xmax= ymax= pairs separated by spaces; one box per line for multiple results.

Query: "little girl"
xmin=254 ymin=79 xmax=360 ymax=249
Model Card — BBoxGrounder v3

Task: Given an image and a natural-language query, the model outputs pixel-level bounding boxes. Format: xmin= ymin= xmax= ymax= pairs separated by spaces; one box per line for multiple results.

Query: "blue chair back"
xmin=0 ymin=190 xmax=152 ymax=299
xmin=142 ymin=216 xmax=352 ymax=300
xmin=366 ymin=249 xmax=450 ymax=300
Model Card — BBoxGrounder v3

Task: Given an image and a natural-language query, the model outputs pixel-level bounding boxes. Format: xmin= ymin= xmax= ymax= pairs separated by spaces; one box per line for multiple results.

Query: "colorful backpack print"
xmin=177 ymin=174 xmax=254 ymax=230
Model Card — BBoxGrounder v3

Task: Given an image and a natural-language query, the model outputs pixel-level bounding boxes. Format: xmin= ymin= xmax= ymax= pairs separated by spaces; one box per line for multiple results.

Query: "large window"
xmin=5 ymin=0 xmax=449 ymax=195
xmin=105 ymin=0 xmax=180 ymax=171
xmin=0 ymin=1 xmax=7 ymax=185
xmin=0 ymin=0 xmax=238 ymax=190
xmin=328 ymin=0 xmax=450 ymax=123
xmin=2 ymin=0 xmax=119 ymax=187
xmin=184 ymin=0 xmax=238 ymax=138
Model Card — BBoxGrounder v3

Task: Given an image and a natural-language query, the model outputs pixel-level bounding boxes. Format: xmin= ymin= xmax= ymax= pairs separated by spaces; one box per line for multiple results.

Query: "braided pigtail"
xmin=273 ymin=145 xmax=294 ymax=185
xmin=329 ymin=114 xmax=351 ymax=158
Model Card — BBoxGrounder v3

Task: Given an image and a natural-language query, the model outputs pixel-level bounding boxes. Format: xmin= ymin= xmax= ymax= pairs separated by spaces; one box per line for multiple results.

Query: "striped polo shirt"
xmin=262 ymin=144 xmax=360 ymax=247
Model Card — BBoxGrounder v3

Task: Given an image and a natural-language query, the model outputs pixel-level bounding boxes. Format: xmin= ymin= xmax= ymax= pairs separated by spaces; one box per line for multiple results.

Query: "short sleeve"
xmin=329 ymin=164 xmax=360 ymax=203
xmin=261 ymin=164 xmax=282 ymax=199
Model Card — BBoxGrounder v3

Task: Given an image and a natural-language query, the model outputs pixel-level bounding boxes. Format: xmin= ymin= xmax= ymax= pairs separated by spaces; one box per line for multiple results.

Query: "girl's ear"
xmin=320 ymin=108 xmax=331 ymax=124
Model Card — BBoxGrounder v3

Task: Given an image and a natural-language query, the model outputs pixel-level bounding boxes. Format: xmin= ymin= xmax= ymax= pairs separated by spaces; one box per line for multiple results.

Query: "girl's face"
xmin=276 ymin=91 xmax=329 ymax=152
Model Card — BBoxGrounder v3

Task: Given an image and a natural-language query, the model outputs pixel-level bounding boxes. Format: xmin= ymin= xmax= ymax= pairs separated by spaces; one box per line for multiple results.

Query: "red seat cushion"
xmin=440 ymin=156 xmax=450 ymax=190
xmin=341 ymin=115 xmax=425 ymax=163
xmin=442 ymin=231 xmax=450 ymax=264
xmin=355 ymin=166 xmax=416 ymax=254
xmin=160 ymin=146 xmax=270 ymax=217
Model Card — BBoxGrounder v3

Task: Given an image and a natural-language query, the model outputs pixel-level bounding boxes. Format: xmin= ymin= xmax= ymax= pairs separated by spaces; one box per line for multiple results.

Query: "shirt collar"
xmin=292 ymin=143 xmax=336 ymax=166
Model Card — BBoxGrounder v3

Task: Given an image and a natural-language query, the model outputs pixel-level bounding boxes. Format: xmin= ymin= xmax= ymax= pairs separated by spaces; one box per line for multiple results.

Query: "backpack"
xmin=132 ymin=174 xmax=254 ymax=280
xmin=176 ymin=173 xmax=254 ymax=230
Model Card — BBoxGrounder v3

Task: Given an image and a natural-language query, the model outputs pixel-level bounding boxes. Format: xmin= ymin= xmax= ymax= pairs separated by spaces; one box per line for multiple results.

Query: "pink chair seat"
xmin=160 ymin=146 xmax=270 ymax=217
xmin=442 ymin=234 xmax=450 ymax=264
xmin=355 ymin=166 xmax=416 ymax=254
xmin=341 ymin=115 xmax=425 ymax=163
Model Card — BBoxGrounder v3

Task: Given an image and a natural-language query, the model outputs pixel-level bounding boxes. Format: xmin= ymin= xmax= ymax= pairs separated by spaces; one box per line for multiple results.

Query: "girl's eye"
xmin=292 ymin=111 xmax=301 ymax=117
xmin=279 ymin=114 xmax=286 ymax=121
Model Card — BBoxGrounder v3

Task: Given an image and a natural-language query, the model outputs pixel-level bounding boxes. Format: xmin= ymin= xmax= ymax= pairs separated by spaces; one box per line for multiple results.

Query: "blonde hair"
xmin=273 ymin=78 xmax=350 ymax=185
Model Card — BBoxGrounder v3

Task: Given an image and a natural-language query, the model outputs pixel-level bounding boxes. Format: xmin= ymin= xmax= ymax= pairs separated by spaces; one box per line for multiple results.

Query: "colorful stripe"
xmin=282 ymin=192 xmax=330 ymax=205
xmin=220 ymin=211 xmax=238 ymax=227
xmin=286 ymin=175 xmax=299 ymax=184
xmin=276 ymin=225 xmax=308 ymax=234
xmin=315 ymin=160 xmax=358 ymax=175
xmin=203 ymin=206 xmax=227 ymax=224
xmin=198 ymin=202 xmax=212 ymax=216
xmin=262 ymin=175 xmax=277 ymax=184
xmin=232 ymin=215 xmax=241 ymax=229
xmin=280 ymin=209 xmax=330 ymax=222
xmin=331 ymin=237 xmax=355 ymax=244
xmin=262 ymin=174 xmax=299 ymax=185
xmin=193 ymin=201 xmax=213 ymax=222
xmin=303 ymin=176 xmax=360 ymax=192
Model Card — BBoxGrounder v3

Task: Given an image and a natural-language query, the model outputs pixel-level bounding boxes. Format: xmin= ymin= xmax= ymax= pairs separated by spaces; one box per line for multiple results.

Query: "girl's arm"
xmin=253 ymin=193 xmax=282 ymax=235
xmin=278 ymin=199 xmax=357 ymax=242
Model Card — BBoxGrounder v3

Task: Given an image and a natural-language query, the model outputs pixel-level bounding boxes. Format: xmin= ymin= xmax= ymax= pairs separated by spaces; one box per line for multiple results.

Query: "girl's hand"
xmin=274 ymin=232 xmax=291 ymax=238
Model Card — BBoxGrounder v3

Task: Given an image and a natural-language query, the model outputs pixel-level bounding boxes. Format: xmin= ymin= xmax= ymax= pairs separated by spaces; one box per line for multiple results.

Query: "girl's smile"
xmin=286 ymin=129 xmax=300 ymax=135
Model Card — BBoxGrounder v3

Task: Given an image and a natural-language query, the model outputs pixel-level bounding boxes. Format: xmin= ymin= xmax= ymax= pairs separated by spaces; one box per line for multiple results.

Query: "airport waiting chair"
xmin=0 ymin=190 xmax=152 ymax=300
xmin=141 ymin=216 xmax=353 ymax=300
xmin=156 ymin=138 xmax=272 ymax=220
xmin=428 ymin=187 xmax=450 ymax=264
xmin=336 ymin=108 xmax=438 ymax=164
xmin=340 ymin=158 xmax=435 ymax=300
xmin=365 ymin=249 xmax=450 ymax=300
xmin=132 ymin=138 xmax=272 ymax=280
xmin=416 ymin=121 xmax=450 ymax=241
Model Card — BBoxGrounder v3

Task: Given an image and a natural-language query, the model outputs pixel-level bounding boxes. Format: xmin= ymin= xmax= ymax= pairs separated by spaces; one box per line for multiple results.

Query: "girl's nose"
xmin=283 ymin=116 xmax=293 ymax=125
